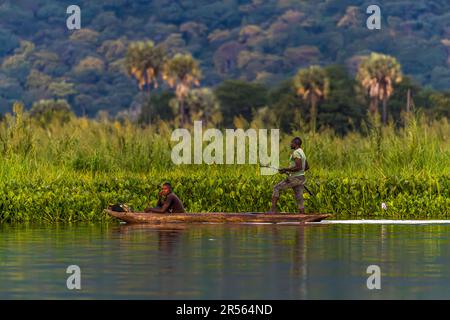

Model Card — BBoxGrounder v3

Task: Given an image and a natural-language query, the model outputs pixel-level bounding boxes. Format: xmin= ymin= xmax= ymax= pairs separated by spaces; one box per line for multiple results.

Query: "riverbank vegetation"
xmin=1 ymin=1 xmax=449 ymax=222
xmin=0 ymin=103 xmax=448 ymax=222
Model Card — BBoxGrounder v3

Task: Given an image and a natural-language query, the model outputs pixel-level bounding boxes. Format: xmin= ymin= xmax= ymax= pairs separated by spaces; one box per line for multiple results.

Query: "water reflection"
xmin=113 ymin=224 xmax=184 ymax=254
xmin=1 ymin=223 xmax=450 ymax=299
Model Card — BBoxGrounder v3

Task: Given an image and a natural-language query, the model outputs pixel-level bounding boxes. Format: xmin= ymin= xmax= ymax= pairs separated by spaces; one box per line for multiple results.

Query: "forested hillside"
xmin=0 ymin=0 xmax=449 ymax=128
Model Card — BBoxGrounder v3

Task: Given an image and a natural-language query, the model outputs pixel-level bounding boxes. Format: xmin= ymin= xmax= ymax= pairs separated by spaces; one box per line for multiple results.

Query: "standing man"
xmin=271 ymin=137 xmax=308 ymax=214
xmin=144 ymin=182 xmax=186 ymax=213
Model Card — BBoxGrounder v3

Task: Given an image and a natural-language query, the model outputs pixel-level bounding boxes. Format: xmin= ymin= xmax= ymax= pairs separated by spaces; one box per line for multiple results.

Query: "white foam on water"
xmin=308 ymin=220 xmax=450 ymax=225
xmin=241 ymin=222 xmax=273 ymax=225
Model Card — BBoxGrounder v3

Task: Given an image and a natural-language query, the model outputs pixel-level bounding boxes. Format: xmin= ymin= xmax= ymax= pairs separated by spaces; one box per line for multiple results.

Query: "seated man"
xmin=144 ymin=182 xmax=186 ymax=213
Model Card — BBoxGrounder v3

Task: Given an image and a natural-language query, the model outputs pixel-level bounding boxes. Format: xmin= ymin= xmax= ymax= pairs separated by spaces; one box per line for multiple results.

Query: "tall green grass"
xmin=0 ymin=105 xmax=448 ymax=222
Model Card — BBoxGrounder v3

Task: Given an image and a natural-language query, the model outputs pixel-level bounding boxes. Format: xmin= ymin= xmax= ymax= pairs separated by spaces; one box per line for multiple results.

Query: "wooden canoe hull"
xmin=105 ymin=209 xmax=331 ymax=224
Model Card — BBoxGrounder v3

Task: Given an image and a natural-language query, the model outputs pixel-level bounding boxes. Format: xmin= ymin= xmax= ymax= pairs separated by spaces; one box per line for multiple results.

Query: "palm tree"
xmin=125 ymin=41 xmax=166 ymax=117
xmin=163 ymin=53 xmax=202 ymax=126
xmin=356 ymin=53 xmax=402 ymax=125
xmin=293 ymin=65 xmax=329 ymax=133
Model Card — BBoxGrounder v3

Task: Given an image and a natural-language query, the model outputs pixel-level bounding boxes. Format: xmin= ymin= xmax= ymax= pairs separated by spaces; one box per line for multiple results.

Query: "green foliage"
xmin=268 ymin=79 xmax=305 ymax=132
xmin=0 ymin=0 xmax=448 ymax=124
xmin=163 ymin=53 xmax=202 ymax=125
xmin=356 ymin=52 xmax=403 ymax=124
xmin=215 ymin=80 xmax=269 ymax=126
xmin=138 ymin=91 xmax=176 ymax=125
xmin=0 ymin=102 xmax=34 ymax=157
xmin=429 ymin=92 xmax=450 ymax=119
xmin=30 ymin=99 xmax=75 ymax=127
xmin=0 ymin=29 xmax=19 ymax=57
xmin=47 ymin=81 xmax=76 ymax=98
xmin=183 ymin=87 xmax=222 ymax=126
xmin=0 ymin=1 xmax=448 ymax=223
xmin=0 ymin=110 xmax=447 ymax=222
xmin=293 ymin=65 xmax=330 ymax=133
xmin=319 ymin=65 xmax=365 ymax=135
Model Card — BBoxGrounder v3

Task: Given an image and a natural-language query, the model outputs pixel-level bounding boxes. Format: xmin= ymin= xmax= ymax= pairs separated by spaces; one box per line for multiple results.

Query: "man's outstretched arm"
xmin=280 ymin=158 xmax=302 ymax=173
xmin=145 ymin=197 xmax=172 ymax=213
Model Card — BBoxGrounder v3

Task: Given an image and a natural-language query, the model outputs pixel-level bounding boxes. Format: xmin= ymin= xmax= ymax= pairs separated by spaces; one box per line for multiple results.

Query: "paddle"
xmin=260 ymin=165 xmax=314 ymax=197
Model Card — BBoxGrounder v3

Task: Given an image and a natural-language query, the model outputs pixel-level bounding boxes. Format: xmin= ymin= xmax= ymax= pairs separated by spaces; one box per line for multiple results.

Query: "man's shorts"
xmin=272 ymin=175 xmax=306 ymax=198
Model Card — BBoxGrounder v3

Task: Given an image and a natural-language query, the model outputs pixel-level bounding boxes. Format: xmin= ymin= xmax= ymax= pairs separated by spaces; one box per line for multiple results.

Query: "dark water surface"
xmin=1 ymin=222 xmax=450 ymax=299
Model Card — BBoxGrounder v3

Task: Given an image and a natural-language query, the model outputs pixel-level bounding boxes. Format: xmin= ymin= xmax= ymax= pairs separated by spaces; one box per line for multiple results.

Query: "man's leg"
xmin=271 ymin=196 xmax=279 ymax=213
xmin=293 ymin=176 xmax=306 ymax=214
xmin=271 ymin=179 xmax=290 ymax=212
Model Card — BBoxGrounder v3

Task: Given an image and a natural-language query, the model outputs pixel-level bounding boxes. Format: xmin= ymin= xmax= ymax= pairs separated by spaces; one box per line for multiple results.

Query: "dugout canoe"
xmin=105 ymin=209 xmax=331 ymax=224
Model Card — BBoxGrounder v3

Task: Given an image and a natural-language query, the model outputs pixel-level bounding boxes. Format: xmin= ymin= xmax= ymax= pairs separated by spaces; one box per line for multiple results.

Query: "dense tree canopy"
xmin=214 ymin=80 xmax=269 ymax=126
xmin=0 ymin=0 xmax=448 ymax=133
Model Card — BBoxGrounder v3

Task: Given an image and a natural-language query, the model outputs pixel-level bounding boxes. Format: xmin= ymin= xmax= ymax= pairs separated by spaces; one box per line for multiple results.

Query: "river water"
xmin=1 ymin=222 xmax=450 ymax=299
